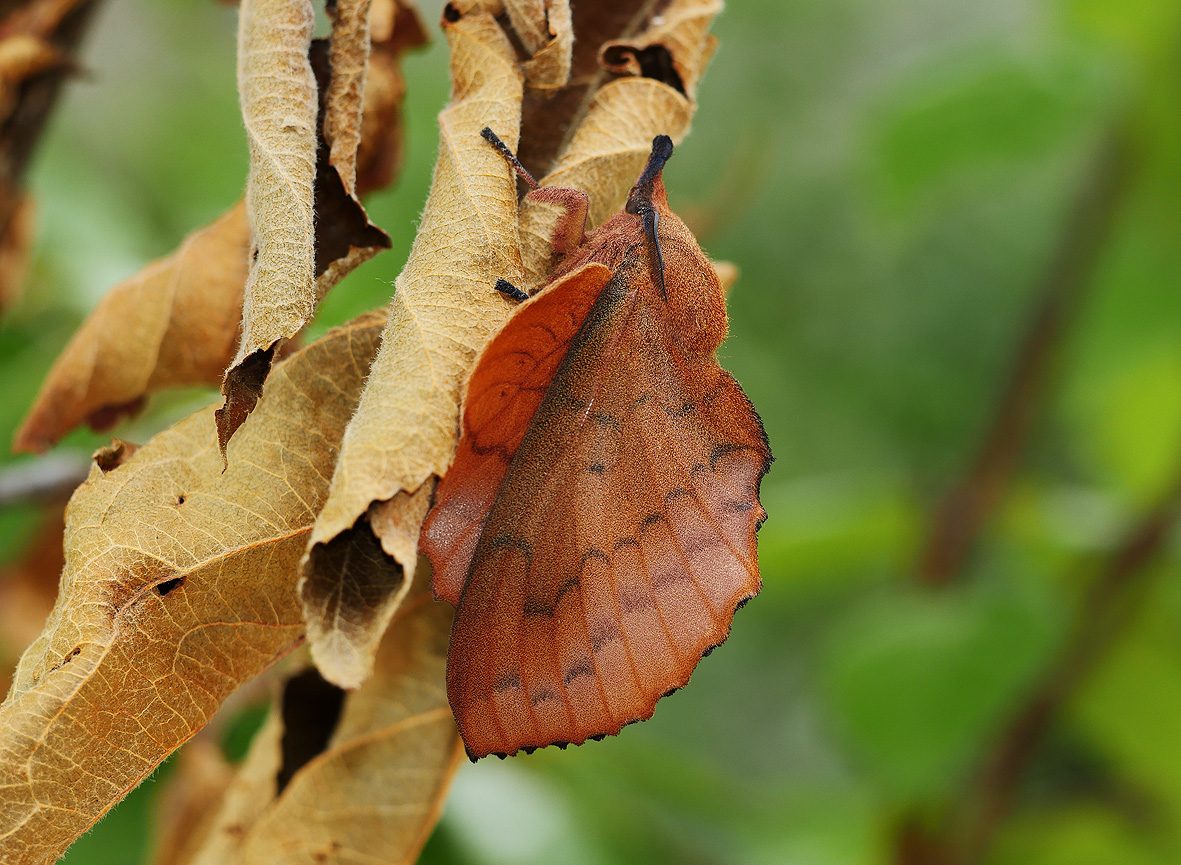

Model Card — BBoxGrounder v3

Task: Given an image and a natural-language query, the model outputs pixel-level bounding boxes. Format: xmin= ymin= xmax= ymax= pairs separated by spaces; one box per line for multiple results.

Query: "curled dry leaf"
xmin=0 ymin=0 xmax=99 ymax=310
xmin=160 ymin=579 xmax=460 ymax=865
xmin=14 ymin=204 xmax=250 ymax=453
xmin=504 ymin=0 xmax=572 ymax=90
xmin=149 ymin=740 xmax=235 ymax=865
xmin=519 ymin=0 xmax=719 ymax=286
xmin=308 ymin=37 xmax=391 ymax=300
xmin=323 ymin=0 xmax=373 ymax=198
xmin=214 ymin=0 xmax=318 ymax=455
xmin=300 ymin=3 xmax=525 ymax=689
xmin=0 ymin=313 xmax=386 ymax=865
xmin=515 ymin=0 xmax=661 ymax=177
xmin=16 ymin=1 xmax=424 ymax=453
xmin=600 ymin=0 xmax=720 ymax=100
xmin=0 ymin=506 xmax=65 ymax=697
xmin=357 ymin=0 xmax=429 ymax=193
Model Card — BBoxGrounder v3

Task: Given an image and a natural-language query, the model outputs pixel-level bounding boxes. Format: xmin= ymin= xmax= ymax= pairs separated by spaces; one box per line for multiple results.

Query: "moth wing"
xmin=448 ymin=270 xmax=770 ymax=758
xmin=422 ymin=262 xmax=614 ymax=605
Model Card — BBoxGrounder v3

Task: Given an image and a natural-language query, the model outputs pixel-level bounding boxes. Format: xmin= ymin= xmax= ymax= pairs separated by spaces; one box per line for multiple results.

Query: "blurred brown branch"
xmin=901 ymin=467 xmax=1181 ymax=865
xmin=917 ymin=128 xmax=1134 ymax=586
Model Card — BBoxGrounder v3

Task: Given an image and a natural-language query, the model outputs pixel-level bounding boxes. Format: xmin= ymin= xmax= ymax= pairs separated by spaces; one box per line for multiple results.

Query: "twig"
xmin=943 ymin=468 xmax=1181 ymax=865
xmin=917 ymin=129 xmax=1133 ymax=586
xmin=0 ymin=452 xmax=89 ymax=506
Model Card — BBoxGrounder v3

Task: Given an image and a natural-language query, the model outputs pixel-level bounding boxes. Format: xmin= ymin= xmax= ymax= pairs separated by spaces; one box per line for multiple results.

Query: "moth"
xmin=420 ymin=130 xmax=771 ymax=760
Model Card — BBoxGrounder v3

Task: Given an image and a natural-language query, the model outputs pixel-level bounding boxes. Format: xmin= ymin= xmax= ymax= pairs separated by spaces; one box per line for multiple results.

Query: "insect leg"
xmin=481 ymin=127 xmax=539 ymax=190
xmin=494 ymin=278 xmax=529 ymax=303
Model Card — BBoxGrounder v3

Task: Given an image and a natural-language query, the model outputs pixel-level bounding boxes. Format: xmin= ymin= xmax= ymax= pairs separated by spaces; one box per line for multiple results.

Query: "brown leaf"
xmin=14 ymin=203 xmax=250 ymax=453
xmin=600 ymin=0 xmax=720 ymax=99
xmin=357 ymin=0 xmax=429 ymax=194
xmin=215 ymin=0 xmax=318 ymax=455
xmin=17 ymin=8 xmax=421 ymax=453
xmin=0 ymin=313 xmax=386 ymax=865
xmin=0 ymin=0 xmax=98 ymax=311
xmin=169 ymin=579 xmax=460 ymax=865
xmin=148 ymin=740 xmax=235 ymax=865
xmin=0 ymin=192 xmax=32 ymax=310
xmin=300 ymin=3 xmax=525 ymax=689
xmin=0 ymin=507 xmax=65 ymax=698
xmin=309 ymin=37 xmax=391 ymax=301
xmin=504 ymin=0 xmax=572 ymax=90
xmin=323 ymin=0 xmax=372 ymax=198
xmin=515 ymin=0 xmax=659 ymax=177
xmin=518 ymin=0 xmax=717 ymax=287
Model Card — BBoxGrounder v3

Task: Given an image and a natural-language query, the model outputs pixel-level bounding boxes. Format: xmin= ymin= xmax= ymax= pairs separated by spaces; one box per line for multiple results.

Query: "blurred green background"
xmin=2 ymin=0 xmax=1180 ymax=863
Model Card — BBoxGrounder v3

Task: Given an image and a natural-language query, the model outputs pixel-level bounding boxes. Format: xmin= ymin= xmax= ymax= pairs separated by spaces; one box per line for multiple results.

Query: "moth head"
xmin=625 ymin=135 xmax=675 ymax=299
xmin=625 ymin=135 xmax=674 ymax=218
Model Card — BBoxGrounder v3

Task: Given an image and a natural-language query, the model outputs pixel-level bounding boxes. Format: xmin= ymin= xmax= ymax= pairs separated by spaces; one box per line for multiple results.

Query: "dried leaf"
xmin=0 ymin=0 xmax=98 ymax=311
xmin=357 ymin=0 xmax=429 ymax=193
xmin=215 ymin=0 xmax=318 ymax=455
xmin=516 ymin=0 xmax=660 ymax=176
xmin=14 ymin=204 xmax=250 ymax=453
xmin=149 ymin=740 xmax=235 ymax=865
xmin=17 ymin=7 xmax=421 ymax=453
xmin=300 ymin=4 xmax=524 ymax=689
xmin=0 ymin=313 xmax=386 ymax=865
xmin=504 ymin=0 xmax=572 ymax=90
xmin=323 ymin=0 xmax=372 ymax=198
xmin=600 ymin=0 xmax=720 ymax=99
xmin=175 ymin=580 xmax=460 ymax=865
xmin=0 ymin=192 xmax=32 ymax=310
xmin=308 ymin=38 xmax=391 ymax=300
xmin=0 ymin=507 xmax=64 ymax=697
xmin=518 ymin=0 xmax=718 ymax=287
xmin=712 ymin=258 xmax=738 ymax=295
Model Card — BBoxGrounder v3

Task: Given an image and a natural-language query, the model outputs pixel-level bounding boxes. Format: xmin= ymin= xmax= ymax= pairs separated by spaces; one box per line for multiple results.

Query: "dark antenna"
xmin=481 ymin=127 xmax=539 ymax=191
xmin=626 ymin=135 xmax=675 ymax=300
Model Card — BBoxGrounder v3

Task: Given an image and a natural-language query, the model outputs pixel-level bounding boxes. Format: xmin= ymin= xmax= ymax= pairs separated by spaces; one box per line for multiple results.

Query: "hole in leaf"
xmin=155 ymin=577 xmax=185 ymax=597
xmin=276 ymin=669 xmax=346 ymax=794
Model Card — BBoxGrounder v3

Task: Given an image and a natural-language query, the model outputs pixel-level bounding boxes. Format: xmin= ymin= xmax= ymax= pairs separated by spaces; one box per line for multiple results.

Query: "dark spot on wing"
xmin=581 ymin=548 xmax=609 ymax=566
xmin=666 ymin=487 xmax=693 ymax=502
xmin=619 ymin=588 xmax=653 ymax=612
xmin=523 ymin=598 xmax=555 ymax=618
xmin=554 ymin=576 xmax=581 ymax=603
xmin=563 ymin=658 xmax=595 ymax=685
xmin=530 ymin=687 xmax=557 ymax=707
xmin=640 ymin=512 xmax=664 ymax=529
xmin=590 ymin=619 xmax=622 ymax=651
xmin=710 ymin=443 xmax=758 ymax=470
xmin=588 ymin=462 xmax=606 ymax=474
xmin=666 ymin=401 xmax=695 ymax=418
xmin=614 ymin=536 xmax=639 ymax=550
xmin=486 ymin=533 xmax=534 ymax=563
xmin=494 ymin=672 xmax=521 ymax=693
xmin=591 ymin=411 xmax=622 ymax=430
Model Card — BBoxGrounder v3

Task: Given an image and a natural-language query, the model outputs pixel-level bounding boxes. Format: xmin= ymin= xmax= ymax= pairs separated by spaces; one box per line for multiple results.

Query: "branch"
xmin=896 ymin=466 xmax=1181 ymax=865
xmin=917 ymin=129 xmax=1133 ymax=586
xmin=0 ymin=452 xmax=89 ymax=507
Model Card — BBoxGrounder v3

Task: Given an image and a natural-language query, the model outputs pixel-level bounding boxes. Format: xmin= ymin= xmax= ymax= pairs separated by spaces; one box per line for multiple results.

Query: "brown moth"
xmin=420 ymin=130 xmax=771 ymax=760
